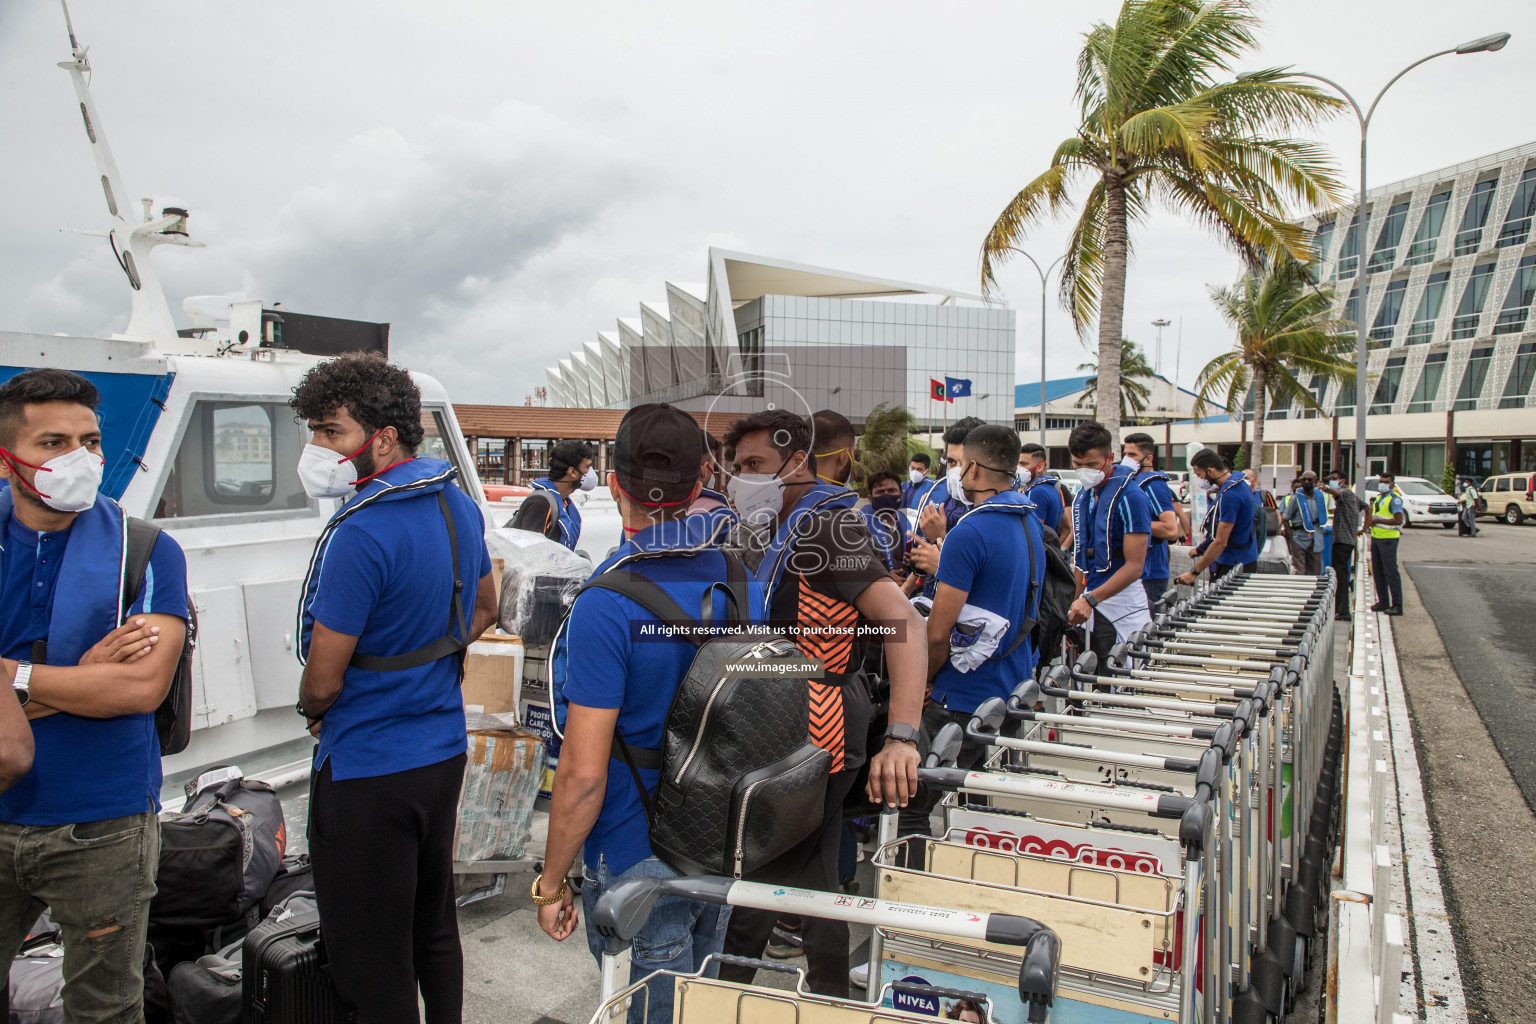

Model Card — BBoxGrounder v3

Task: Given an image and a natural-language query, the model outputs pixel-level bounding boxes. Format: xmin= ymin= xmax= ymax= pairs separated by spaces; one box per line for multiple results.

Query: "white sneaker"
xmin=849 ymin=963 xmax=869 ymax=989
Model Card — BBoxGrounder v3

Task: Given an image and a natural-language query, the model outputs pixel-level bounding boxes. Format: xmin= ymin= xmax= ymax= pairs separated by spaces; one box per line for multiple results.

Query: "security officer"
xmin=1366 ymin=472 xmax=1405 ymax=615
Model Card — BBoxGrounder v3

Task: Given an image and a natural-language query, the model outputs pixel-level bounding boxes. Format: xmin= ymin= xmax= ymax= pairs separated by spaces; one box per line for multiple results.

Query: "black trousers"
xmin=1209 ymin=561 xmax=1257 ymax=581
xmin=1371 ymin=537 xmax=1402 ymax=607
xmin=721 ymin=770 xmax=858 ymax=998
xmin=309 ymin=753 xmax=467 ymax=1024
xmin=1331 ymin=541 xmax=1354 ymax=618
xmin=897 ymin=701 xmax=995 ymax=838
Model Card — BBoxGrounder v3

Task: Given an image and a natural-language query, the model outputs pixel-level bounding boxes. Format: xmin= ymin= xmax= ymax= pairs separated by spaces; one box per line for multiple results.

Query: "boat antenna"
xmin=55 ymin=0 xmax=203 ymax=341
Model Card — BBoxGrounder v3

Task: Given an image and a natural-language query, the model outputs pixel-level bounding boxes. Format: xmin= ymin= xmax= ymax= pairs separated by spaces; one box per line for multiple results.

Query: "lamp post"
xmin=1004 ymin=247 xmax=1068 ymax=449
xmin=1151 ymin=318 xmax=1171 ymax=377
xmin=1285 ymin=31 xmax=1510 ymax=499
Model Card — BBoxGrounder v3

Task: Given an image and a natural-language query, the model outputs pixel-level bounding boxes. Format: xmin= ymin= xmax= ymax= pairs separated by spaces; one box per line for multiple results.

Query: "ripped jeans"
xmin=0 ymin=810 xmax=160 ymax=1024
xmin=582 ymin=855 xmax=730 ymax=1024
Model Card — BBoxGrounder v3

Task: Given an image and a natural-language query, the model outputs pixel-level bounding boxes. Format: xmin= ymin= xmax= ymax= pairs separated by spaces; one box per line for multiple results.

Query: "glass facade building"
xmin=543 ymin=249 xmax=1015 ymax=430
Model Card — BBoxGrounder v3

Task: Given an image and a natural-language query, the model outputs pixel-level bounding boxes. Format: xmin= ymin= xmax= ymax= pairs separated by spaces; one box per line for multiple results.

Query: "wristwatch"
xmin=885 ymin=721 xmax=919 ymax=745
xmin=12 ymin=661 xmax=32 ymax=706
xmin=1084 ymin=592 xmax=1100 ymax=610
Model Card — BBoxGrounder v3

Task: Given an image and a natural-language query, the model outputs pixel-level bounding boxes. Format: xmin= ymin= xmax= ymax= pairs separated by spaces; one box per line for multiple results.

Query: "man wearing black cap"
xmin=536 ymin=404 xmax=763 ymax=1024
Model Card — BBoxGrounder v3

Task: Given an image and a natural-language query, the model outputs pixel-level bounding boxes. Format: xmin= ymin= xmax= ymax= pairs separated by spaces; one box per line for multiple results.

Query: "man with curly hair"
xmin=290 ymin=353 xmax=499 ymax=1021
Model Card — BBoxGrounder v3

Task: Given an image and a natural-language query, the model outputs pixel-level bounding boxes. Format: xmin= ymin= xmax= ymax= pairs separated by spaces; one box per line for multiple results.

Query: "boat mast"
xmin=58 ymin=0 xmax=201 ymax=342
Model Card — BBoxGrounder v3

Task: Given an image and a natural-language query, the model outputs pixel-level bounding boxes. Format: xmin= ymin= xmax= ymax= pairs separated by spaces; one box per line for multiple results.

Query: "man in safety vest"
xmin=1365 ymin=471 xmax=1405 ymax=616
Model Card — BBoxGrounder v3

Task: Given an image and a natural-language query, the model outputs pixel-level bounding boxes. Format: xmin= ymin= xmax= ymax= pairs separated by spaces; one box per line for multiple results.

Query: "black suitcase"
xmin=241 ymin=898 xmax=354 ymax=1024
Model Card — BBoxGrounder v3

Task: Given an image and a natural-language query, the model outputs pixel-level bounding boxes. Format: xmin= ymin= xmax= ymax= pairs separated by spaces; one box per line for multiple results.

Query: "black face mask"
xmin=869 ymin=493 xmax=901 ymax=513
xmin=1302 ymin=481 xmax=1315 ymax=493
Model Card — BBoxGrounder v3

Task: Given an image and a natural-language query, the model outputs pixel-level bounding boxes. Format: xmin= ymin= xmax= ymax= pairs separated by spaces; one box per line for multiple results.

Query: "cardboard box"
xmin=461 ymin=633 xmax=524 ymax=716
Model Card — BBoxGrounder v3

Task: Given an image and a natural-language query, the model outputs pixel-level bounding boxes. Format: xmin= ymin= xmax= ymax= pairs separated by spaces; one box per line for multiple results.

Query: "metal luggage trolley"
xmin=867 ymin=724 xmax=1224 ymax=1024
xmin=862 ymin=570 xmax=1345 ymax=1023
xmin=587 ymin=872 xmax=1063 ymax=1023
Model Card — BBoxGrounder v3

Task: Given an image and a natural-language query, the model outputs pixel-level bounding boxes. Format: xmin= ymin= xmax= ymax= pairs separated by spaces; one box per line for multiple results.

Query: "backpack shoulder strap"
xmin=349 ymin=489 xmax=469 ymax=673
xmin=122 ymin=517 xmax=164 ymax=621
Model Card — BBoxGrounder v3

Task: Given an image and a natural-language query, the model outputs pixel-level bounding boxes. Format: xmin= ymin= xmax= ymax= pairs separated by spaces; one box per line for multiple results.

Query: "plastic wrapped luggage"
xmin=486 ymin=529 xmax=592 ymax=643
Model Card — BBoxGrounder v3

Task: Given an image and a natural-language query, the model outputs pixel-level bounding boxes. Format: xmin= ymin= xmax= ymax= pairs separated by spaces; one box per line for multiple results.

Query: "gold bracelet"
xmin=530 ymin=873 xmax=569 ymax=906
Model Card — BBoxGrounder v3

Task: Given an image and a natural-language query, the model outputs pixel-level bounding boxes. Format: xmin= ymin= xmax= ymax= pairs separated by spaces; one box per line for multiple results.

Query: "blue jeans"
xmin=582 ymin=855 xmax=731 ymax=1024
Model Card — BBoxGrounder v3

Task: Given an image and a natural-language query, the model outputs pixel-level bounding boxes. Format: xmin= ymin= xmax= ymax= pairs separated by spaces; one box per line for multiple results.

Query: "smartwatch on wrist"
xmin=885 ymin=721 xmax=919 ymax=745
xmin=12 ymin=661 xmax=32 ymax=706
xmin=1084 ymin=592 xmax=1100 ymax=610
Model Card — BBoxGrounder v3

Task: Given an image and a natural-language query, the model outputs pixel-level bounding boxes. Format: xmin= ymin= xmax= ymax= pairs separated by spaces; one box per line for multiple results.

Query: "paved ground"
xmin=1390 ymin=519 xmax=1536 ymax=1023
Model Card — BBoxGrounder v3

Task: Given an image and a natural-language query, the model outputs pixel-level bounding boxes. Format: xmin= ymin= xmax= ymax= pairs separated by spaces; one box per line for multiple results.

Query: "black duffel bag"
xmin=152 ymin=772 xmax=286 ymax=928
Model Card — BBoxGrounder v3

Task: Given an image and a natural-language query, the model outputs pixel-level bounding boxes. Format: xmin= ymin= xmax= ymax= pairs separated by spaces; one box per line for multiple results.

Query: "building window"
xmin=1496 ymin=167 xmax=1536 ymax=248
xmin=1406 ymin=351 xmax=1448 ymax=413
xmin=1366 ymin=201 xmax=1409 ymax=272
xmin=1344 ymin=286 xmax=1360 ymax=329
xmin=1406 ymin=272 xmax=1450 ymax=345
xmin=1334 ymin=380 xmax=1356 ymax=418
xmin=1313 ymin=220 xmax=1335 ymax=263
xmin=1451 ymin=262 xmax=1496 ymax=339
xmin=1404 ymin=190 xmax=1452 ymax=265
xmin=1368 ymin=278 xmax=1408 ymax=345
xmin=1400 ymin=442 xmax=1447 ymax=480
xmin=1337 ymin=212 xmax=1365 ymax=278
xmin=1493 ymin=253 xmax=1536 ymax=335
xmin=1453 ymin=346 xmax=1494 ymax=410
xmin=1499 ymin=341 xmax=1536 ymax=409
xmin=1303 ymin=375 xmax=1328 ymax=419
xmin=1454 ymin=178 xmax=1498 ymax=255
xmin=1369 ymin=356 xmax=1407 ymax=414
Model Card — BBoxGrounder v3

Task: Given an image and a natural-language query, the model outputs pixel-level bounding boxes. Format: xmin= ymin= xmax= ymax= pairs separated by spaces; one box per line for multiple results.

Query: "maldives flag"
xmin=929 ymin=378 xmax=951 ymax=402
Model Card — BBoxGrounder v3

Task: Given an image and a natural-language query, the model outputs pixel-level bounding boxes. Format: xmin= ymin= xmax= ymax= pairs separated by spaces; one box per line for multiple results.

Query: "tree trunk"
xmin=1096 ymin=172 xmax=1130 ymax=438
xmin=1250 ymin=363 xmax=1268 ymax=477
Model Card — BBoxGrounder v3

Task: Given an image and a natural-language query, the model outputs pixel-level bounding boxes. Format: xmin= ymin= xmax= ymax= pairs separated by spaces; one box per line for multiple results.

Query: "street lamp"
xmin=1002 ymin=247 xmax=1068 ymax=449
xmin=1151 ymin=318 xmax=1172 ymax=377
xmin=1281 ymin=31 xmax=1510 ymax=498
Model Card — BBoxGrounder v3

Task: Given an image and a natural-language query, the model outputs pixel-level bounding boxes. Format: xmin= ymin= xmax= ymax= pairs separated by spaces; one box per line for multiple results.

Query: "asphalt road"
xmin=1390 ymin=519 xmax=1536 ymax=1023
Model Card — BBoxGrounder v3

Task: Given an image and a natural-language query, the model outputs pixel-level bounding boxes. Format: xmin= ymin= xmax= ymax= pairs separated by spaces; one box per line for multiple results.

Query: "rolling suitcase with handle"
xmin=241 ymin=895 xmax=354 ymax=1024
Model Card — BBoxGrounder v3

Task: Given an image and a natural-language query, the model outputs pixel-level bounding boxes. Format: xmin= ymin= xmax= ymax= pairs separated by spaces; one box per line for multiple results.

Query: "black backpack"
xmin=124 ymin=518 xmax=198 ymax=756
xmin=570 ymin=551 xmax=831 ymax=878
xmin=1032 ymin=525 xmax=1080 ymax=671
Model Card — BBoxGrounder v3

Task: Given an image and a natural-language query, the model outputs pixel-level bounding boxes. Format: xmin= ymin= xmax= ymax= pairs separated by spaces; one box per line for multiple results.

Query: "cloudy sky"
xmin=2 ymin=0 xmax=1532 ymax=405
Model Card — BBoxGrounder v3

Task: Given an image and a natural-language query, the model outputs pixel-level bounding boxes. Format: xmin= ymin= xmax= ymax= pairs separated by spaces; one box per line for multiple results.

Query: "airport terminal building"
xmin=543 ymin=249 xmax=1015 ymax=431
xmin=1162 ymin=141 xmax=1536 ymax=482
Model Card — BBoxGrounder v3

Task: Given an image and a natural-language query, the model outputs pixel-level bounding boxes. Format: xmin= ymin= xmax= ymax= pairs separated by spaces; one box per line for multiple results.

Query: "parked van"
xmin=1480 ymin=473 xmax=1536 ymax=524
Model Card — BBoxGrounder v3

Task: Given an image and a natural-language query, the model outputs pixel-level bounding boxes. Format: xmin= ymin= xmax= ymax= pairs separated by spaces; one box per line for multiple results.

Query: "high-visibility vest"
xmin=1370 ymin=491 xmax=1401 ymax=539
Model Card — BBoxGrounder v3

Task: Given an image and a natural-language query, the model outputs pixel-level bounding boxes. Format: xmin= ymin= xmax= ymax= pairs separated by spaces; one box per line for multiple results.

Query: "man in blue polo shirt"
xmin=1066 ymin=422 xmax=1151 ymax=667
xmin=510 ymin=438 xmax=595 ymax=550
xmin=292 ymin=353 xmax=498 ymax=1022
xmin=1177 ymin=448 xmax=1259 ymax=586
xmin=1123 ymin=432 xmax=1181 ymax=614
xmin=902 ymin=453 xmax=935 ymax=510
xmin=1019 ymin=442 xmax=1071 ymax=548
xmin=538 ymin=404 xmax=765 ymax=1024
xmin=0 ymin=368 xmax=188 ymax=1024
xmin=924 ymin=425 xmax=1044 ymax=768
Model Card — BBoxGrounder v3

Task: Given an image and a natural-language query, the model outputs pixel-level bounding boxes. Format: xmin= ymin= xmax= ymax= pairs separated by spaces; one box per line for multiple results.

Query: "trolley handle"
xmin=708 ymin=953 xmax=801 ymax=976
xmin=1040 ymin=664 xmax=1239 ymax=718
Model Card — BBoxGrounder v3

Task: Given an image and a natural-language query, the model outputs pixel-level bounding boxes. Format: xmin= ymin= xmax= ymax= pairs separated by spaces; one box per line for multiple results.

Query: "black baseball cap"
xmin=613 ymin=403 xmax=703 ymax=506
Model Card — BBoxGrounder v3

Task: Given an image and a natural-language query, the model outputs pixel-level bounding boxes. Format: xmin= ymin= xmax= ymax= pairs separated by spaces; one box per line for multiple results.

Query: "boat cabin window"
xmin=155 ymin=401 xmax=310 ymax=519
xmin=418 ymin=408 xmax=473 ymax=497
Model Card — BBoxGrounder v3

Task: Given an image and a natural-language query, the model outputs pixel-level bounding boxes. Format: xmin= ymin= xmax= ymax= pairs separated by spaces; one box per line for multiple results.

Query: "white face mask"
xmin=1195 ymin=475 xmax=1214 ymax=493
xmin=1120 ymin=455 xmax=1142 ymax=471
xmin=727 ymin=472 xmax=786 ymax=527
xmin=9 ymin=444 xmax=104 ymax=512
xmin=1075 ymin=467 xmax=1105 ymax=489
xmin=945 ymin=465 xmax=972 ymax=506
xmin=579 ymin=468 xmax=598 ymax=492
xmin=298 ymin=443 xmax=361 ymax=499
xmin=909 ymin=469 xmax=926 ymax=485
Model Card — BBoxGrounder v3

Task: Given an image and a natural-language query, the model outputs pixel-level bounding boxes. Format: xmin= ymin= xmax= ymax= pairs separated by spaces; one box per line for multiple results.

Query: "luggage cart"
xmin=588 ymin=872 xmax=1062 ymax=1023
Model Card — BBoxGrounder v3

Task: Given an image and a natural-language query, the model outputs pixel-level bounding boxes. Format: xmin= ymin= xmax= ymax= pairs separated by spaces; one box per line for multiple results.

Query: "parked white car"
xmin=1393 ymin=476 xmax=1458 ymax=528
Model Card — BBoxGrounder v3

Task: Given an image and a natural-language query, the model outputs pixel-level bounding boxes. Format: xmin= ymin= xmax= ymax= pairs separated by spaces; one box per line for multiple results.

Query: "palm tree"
xmin=1077 ymin=339 xmax=1155 ymax=422
xmin=980 ymin=0 xmax=1345 ymax=438
xmin=1195 ymin=255 xmax=1356 ymax=473
xmin=853 ymin=402 xmax=924 ymax=488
